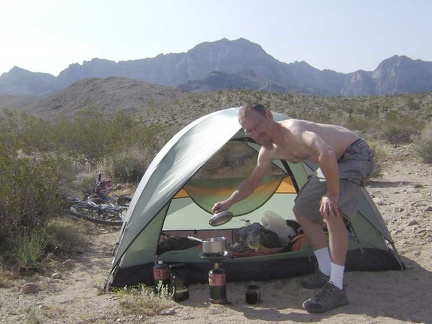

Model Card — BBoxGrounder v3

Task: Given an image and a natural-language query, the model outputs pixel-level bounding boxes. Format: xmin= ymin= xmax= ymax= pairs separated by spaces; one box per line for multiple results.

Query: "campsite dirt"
xmin=1 ymin=144 xmax=432 ymax=324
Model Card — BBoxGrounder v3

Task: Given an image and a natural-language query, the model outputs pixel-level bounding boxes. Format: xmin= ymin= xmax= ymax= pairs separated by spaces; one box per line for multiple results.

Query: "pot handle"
xmin=187 ymin=236 xmax=204 ymax=243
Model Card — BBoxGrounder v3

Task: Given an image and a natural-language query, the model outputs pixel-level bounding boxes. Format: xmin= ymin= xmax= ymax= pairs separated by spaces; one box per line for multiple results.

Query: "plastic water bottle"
xmin=169 ymin=263 xmax=189 ymax=302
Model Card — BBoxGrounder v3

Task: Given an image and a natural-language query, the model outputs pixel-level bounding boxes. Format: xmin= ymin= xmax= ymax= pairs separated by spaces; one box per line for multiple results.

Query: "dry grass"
xmin=0 ymin=267 xmax=15 ymax=288
xmin=44 ymin=217 xmax=89 ymax=255
xmin=115 ymin=284 xmax=175 ymax=317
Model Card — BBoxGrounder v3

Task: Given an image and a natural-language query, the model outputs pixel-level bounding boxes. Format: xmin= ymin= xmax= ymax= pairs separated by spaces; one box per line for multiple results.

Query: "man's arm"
xmin=301 ymin=131 xmax=340 ymax=218
xmin=211 ymin=151 xmax=271 ymax=214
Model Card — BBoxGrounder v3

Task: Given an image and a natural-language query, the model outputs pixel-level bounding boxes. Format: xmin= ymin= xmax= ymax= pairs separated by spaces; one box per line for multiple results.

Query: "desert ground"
xmin=1 ymin=144 xmax=431 ymax=324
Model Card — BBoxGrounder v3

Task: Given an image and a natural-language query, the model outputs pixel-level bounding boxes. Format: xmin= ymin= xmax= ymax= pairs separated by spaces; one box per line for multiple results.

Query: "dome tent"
xmin=106 ymin=107 xmax=403 ymax=289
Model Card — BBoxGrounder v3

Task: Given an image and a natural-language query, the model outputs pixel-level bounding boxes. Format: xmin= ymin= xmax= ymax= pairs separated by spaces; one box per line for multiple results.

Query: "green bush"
xmin=415 ymin=123 xmax=432 ymax=163
xmin=0 ymin=143 xmax=71 ymax=241
xmin=1 ymin=109 xmax=57 ymax=153
xmin=367 ymin=140 xmax=389 ymax=177
xmin=342 ymin=116 xmax=373 ymax=136
xmin=0 ymin=110 xmax=166 ymax=164
xmin=378 ymin=110 xmax=423 ymax=144
xmin=100 ymin=145 xmax=150 ymax=183
xmin=10 ymin=230 xmax=47 ymax=271
xmin=380 ymin=124 xmax=419 ymax=144
xmin=0 ymin=110 xmax=166 ymax=262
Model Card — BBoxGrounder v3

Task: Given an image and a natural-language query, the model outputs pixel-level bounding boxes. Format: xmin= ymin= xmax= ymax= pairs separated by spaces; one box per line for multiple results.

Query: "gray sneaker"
xmin=302 ymin=281 xmax=349 ymax=313
xmin=300 ymin=271 xmax=329 ymax=289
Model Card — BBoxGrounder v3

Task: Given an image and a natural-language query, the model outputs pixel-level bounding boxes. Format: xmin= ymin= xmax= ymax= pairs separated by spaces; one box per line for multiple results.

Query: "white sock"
xmin=330 ymin=262 xmax=345 ymax=290
xmin=314 ymin=247 xmax=331 ymax=276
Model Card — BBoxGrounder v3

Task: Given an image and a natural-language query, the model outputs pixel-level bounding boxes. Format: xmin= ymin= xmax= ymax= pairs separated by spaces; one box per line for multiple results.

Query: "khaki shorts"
xmin=293 ymin=139 xmax=375 ymax=223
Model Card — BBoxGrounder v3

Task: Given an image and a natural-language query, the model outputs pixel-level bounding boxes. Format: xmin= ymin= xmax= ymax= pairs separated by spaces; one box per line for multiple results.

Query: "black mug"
xmin=245 ymin=285 xmax=261 ymax=304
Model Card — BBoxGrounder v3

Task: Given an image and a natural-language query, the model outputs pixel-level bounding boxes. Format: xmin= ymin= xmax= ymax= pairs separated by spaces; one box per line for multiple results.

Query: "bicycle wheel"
xmin=69 ymin=203 xmax=123 ymax=226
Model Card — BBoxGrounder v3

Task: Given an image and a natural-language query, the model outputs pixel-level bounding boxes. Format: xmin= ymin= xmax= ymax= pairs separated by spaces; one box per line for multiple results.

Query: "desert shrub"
xmin=0 ymin=143 xmax=71 ymax=241
xmin=342 ymin=116 xmax=372 ymax=135
xmin=378 ymin=110 xmax=422 ymax=144
xmin=61 ymin=111 xmax=166 ymax=162
xmin=44 ymin=217 xmax=87 ymax=255
xmin=414 ymin=123 xmax=432 ymax=163
xmin=1 ymin=110 xmax=60 ymax=154
xmin=49 ymin=111 xmax=135 ymax=161
xmin=100 ymin=145 xmax=151 ymax=183
xmin=367 ymin=140 xmax=389 ymax=177
xmin=380 ymin=124 xmax=419 ymax=144
xmin=0 ymin=110 xmax=166 ymax=164
xmin=0 ymin=110 xmax=67 ymax=155
xmin=10 ymin=229 xmax=48 ymax=271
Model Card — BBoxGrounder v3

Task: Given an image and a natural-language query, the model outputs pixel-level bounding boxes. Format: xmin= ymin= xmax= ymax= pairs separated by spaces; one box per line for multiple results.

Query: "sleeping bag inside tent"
xmin=106 ymin=107 xmax=403 ymax=289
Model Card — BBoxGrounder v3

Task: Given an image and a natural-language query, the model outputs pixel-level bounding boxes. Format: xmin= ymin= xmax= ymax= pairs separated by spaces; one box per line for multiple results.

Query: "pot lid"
xmin=209 ymin=211 xmax=233 ymax=226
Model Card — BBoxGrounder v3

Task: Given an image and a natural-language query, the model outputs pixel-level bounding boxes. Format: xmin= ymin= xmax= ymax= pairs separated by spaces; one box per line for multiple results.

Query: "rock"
xmin=406 ymin=220 xmax=419 ymax=226
xmin=20 ymin=283 xmax=40 ymax=294
xmin=52 ymin=272 xmax=63 ymax=279
xmin=424 ymin=206 xmax=432 ymax=212
xmin=159 ymin=308 xmax=176 ymax=315
xmin=404 ymin=262 xmax=414 ymax=269
xmin=394 ymin=207 xmax=404 ymax=213
xmin=373 ymin=197 xmax=383 ymax=205
xmin=62 ymin=259 xmax=75 ymax=269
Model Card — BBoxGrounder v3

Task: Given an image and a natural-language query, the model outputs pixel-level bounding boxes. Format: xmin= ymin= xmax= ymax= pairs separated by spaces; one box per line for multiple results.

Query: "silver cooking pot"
xmin=187 ymin=236 xmax=226 ymax=254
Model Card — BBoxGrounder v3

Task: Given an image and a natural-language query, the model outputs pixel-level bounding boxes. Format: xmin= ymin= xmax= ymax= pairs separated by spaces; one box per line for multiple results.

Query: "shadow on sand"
xmin=186 ymin=255 xmax=430 ymax=323
xmin=366 ymin=179 xmax=420 ymax=189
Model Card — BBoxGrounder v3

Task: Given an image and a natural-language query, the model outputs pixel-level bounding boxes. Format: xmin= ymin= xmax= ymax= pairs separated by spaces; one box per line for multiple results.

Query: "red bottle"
xmin=153 ymin=259 xmax=169 ymax=295
xmin=208 ymin=263 xmax=227 ymax=304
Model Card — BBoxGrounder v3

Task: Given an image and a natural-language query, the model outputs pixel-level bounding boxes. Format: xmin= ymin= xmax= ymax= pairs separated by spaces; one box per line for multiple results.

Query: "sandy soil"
xmin=1 ymin=145 xmax=432 ymax=324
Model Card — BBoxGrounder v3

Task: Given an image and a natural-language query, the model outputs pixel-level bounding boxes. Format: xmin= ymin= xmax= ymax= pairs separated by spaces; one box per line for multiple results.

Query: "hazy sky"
xmin=1 ymin=0 xmax=431 ymax=76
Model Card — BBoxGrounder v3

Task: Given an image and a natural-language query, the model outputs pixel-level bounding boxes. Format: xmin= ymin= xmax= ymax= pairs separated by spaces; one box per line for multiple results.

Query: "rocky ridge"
xmin=2 ymin=38 xmax=432 ymax=97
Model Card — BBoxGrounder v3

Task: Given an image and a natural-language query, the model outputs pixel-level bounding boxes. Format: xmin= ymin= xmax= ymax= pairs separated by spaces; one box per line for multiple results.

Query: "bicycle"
xmin=67 ymin=173 xmax=132 ymax=226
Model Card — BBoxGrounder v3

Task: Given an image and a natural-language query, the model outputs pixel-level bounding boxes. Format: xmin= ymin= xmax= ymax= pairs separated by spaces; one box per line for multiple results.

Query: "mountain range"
xmin=1 ymin=38 xmax=432 ymax=97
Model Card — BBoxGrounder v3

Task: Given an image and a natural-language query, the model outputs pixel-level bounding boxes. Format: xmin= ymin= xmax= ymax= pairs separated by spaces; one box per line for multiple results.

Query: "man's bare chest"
xmin=271 ymin=144 xmax=313 ymax=163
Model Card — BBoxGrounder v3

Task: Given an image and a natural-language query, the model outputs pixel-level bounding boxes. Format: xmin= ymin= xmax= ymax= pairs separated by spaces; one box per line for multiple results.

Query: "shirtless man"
xmin=212 ymin=103 xmax=375 ymax=313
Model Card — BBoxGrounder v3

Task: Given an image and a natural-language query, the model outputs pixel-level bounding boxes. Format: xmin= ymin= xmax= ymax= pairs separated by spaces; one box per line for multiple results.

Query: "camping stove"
xmin=200 ymin=252 xmax=229 ymax=304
